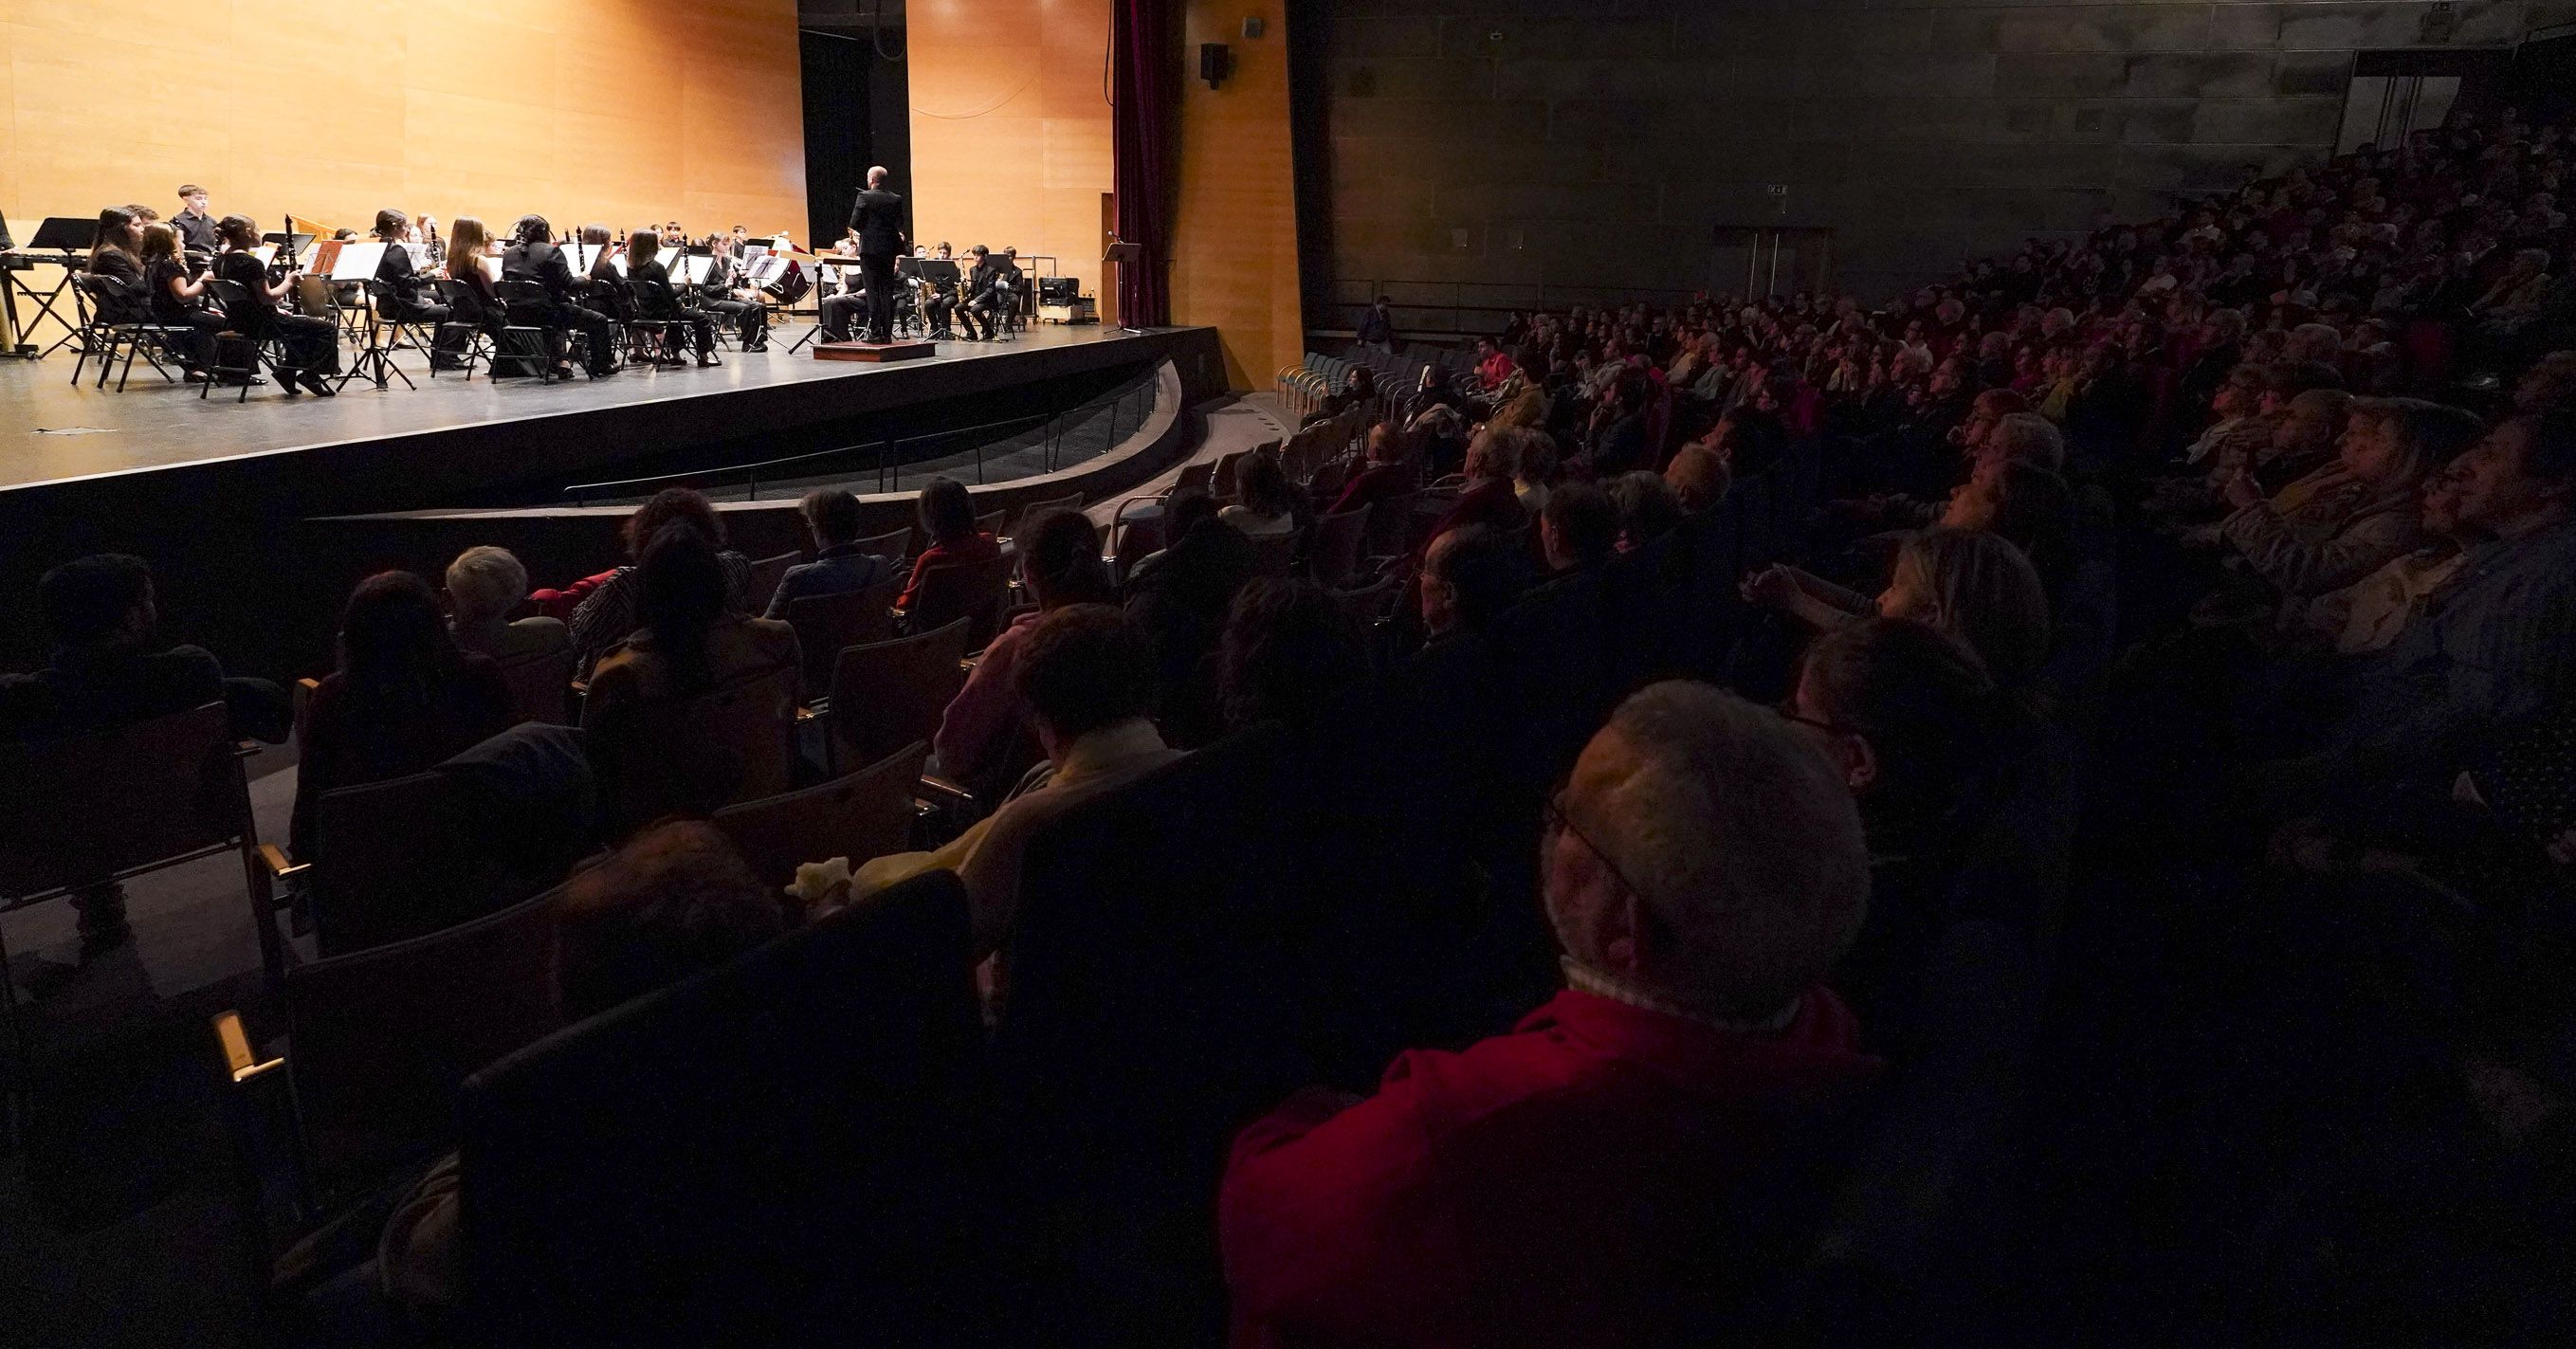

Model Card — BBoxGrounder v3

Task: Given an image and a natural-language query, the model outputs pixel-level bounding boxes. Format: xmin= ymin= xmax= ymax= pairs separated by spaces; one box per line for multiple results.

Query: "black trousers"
xmin=704 ymin=297 xmax=764 ymax=346
xmin=860 ymin=252 xmax=898 ymax=343
xmin=669 ymin=305 xmax=717 ymax=356
xmin=967 ymin=293 xmax=1005 ymax=338
xmin=924 ymin=295 xmax=959 ymax=336
xmin=265 ymin=312 xmax=342 ymax=374
xmin=820 ymin=292 xmax=867 ymax=343
xmin=512 ymin=300 xmax=614 ymax=373
xmin=384 ymin=297 xmax=466 ymax=358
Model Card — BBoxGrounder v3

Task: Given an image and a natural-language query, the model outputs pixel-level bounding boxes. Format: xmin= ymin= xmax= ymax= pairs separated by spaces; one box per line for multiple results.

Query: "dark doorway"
xmin=800 ymin=29 xmax=911 ymax=251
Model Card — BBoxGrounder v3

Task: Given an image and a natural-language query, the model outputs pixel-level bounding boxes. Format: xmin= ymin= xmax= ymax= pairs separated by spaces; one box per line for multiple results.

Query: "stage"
xmin=0 ymin=320 xmax=1227 ymax=674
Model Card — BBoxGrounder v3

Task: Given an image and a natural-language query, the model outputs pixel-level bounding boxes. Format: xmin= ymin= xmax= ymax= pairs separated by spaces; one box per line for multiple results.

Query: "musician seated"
xmin=500 ymin=214 xmax=615 ymax=378
xmin=699 ymin=235 xmax=769 ymax=352
xmin=921 ymin=244 xmax=963 ymax=340
xmin=84 ymin=207 xmax=153 ymax=324
xmin=138 ymin=223 xmax=228 ymax=378
xmin=210 ymin=213 xmax=340 ymax=396
xmin=440 ymin=216 xmax=511 ymax=352
xmin=371 ymin=208 xmax=461 ymax=371
xmin=625 ymin=229 xmax=720 ymax=368
xmin=819 ymin=282 xmax=869 ymax=344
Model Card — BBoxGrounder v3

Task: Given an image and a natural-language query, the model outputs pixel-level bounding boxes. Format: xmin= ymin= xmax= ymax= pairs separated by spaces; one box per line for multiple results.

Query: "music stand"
xmin=26 ymin=217 xmax=103 ymax=357
xmin=324 ymin=243 xmax=414 ymax=392
xmin=1102 ymin=238 xmax=1148 ymax=334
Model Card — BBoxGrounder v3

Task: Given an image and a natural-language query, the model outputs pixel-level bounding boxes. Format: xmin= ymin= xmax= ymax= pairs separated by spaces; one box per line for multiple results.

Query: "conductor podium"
xmin=813 ymin=337 xmax=937 ymax=363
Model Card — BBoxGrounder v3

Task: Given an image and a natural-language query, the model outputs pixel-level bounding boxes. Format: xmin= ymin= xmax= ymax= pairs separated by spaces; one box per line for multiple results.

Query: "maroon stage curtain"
xmin=1111 ymin=0 xmax=1178 ymax=327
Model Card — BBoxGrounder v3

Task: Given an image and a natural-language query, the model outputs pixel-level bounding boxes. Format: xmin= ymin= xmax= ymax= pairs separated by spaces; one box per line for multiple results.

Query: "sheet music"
xmin=746 ymin=255 xmax=787 ymax=285
xmin=252 ymin=244 xmax=279 ymax=265
xmin=569 ymin=243 xmax=604 ymax=275
xmin=673 ymin=255 xmax=715 ymax=284
xmin=402 ymin=243 xmax=430 ymax=266
xmin=326 ymin=241 xmax=387 ymax=281
xmin=740 ymin=244 xmax=769 ymax=267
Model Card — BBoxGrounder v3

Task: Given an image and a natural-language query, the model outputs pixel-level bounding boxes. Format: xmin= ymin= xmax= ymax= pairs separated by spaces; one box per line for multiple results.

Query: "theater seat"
xmin=457 ymin=869 xmax=1006 ymax=1348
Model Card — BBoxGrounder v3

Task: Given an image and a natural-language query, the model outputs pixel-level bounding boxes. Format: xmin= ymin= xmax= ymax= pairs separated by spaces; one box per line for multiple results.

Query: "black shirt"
xmin=502 ymin=239 xmax=576 ymax=304
xmin=145 ymin=258 xmax=198 ymax=322
xmin=86 ymin=249 xmax=148 ymax=319
xmin=173 ymin=210 xmax=219 ymax=254
xmin=375 ymin=241 xmax=429 ymax=304
xmin=0 ymin=645 xmax=226 ymax=742
xmin=213 ymin=249 xmax=279 ymax=327
xmin=849 ymin=189 xmax=905 ymax=258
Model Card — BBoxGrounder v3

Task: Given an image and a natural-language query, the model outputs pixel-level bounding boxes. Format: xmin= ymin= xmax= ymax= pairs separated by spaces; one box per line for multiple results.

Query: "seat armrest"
xmin=211 ymin=1011 xmax=317 ymax=1268
xmin=916 ymin=774 xmax=978 ymax=811
xmin=258 ymin=844 xmax=309 ymax=881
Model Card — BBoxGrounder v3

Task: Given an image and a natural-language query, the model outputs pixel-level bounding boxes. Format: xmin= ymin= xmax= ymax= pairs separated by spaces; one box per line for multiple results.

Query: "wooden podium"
xmin=813 ymin=338 xmax=938 ymax=363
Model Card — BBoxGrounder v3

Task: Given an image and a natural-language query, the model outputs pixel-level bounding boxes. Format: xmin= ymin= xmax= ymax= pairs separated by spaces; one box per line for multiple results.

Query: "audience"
xmin=1538 ymin=481 xmax=1618 ymax=574
xmin=562 ymin=489 xmax=756 ymax=668
xmin=1325 ymin=423 xmax=1420 ymax=518
xmin=1419 ymin=523 xmax=1528 ymax=643
xmin=1220 ymin=453 xmax=1303 ymax=539
xmin=443 ymin=546 xmax=567 ymax=665
xmin=293 ymin=573 xmax=516 ymax=864
xmin=584 ymin=525 xmax=800 ymax=720
xmin=1220 ymin=683 xmax=1880 ymax=1348
xmin=897 ymin=477 xmax=1001 ymax=611
xmin=935 ymin=509 xmax=1112 ymax=791
xmin=765 ymin=488 xmax=893 ymax=617
xmin=1215 ymin=578 xmax=1371 ymax=733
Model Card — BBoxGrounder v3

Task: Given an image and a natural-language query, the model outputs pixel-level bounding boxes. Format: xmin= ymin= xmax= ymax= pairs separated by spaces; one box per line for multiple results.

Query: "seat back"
xmin=854 ymin=526 xmax=911 ymax=570
xmin=1009 ymin=493 xmax=1085 ymax=540
xmin=1209 ymin=449 xmax=1250 ymax=501
xmin=713 ymin=741 xmax=928 ymax=892
xmin=587 ymin=663 xmax=801 ymax=835
xmin=743 ymin=551 xmax=800 ymax=612
xmin=0 ymin=703 xmax=247 ymax=903
xmin=284 ymin=883 xmax=569 ymax=1191
xmin=1172 ymin=460 xmax=1215 ymax=498
xmin=829 ymin=618 xmax=970 ymax=769
xmin=1362 ymin=490 xmax=1424 ymax=557
xmin=906 ymin=551 xmax=1016 ymax=652
xmin=459 ymin=871 xmax=1001 ymax=1349
xmin=496 ymin=646 xmax=575 ymax=726
xmin=307 ymin=767 xmax=495 ymax=957
xmin=975 ymin=508 xmax=1008 ymax=538
xmin=786 ymin=579 xmax=901 ymax=692
xmin=1306 ymin=506 xmax=1370 ymax=588
xmin=1245 ymin=527 xmax=1301 ymax=577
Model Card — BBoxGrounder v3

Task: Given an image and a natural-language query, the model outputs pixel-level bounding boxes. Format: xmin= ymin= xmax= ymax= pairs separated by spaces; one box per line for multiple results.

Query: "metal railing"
xmin=562 ymin=377 xmax=1153 ymax=506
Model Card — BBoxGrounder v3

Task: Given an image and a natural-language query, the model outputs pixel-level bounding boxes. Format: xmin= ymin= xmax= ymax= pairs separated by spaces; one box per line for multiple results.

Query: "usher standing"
xmin=848 ymin=164 xmax=907 ymax=345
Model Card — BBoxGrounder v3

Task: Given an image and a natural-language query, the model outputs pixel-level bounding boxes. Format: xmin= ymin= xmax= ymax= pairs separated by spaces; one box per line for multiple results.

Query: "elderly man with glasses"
xmin=1219 ymin=682 xmax=1884 ymax=1349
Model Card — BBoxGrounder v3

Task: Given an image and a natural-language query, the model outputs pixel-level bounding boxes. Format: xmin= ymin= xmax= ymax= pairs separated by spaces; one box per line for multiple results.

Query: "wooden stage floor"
xmin=0 ymin=320 xmax=1186 ymax=497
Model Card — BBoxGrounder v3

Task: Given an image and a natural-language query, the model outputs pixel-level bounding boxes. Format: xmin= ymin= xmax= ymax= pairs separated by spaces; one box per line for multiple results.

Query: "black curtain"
xmin=800 ymin=30 xmax=912 ymax=250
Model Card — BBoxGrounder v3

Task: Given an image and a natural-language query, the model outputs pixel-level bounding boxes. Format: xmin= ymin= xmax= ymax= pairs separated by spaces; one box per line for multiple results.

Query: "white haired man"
xmin=1220 ymin=683 xmax=1884 ymax=1348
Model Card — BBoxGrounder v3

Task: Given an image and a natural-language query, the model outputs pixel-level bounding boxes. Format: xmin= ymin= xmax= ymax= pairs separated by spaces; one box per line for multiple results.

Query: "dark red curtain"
xmin=1110 ymin=0 xmax=1178 ymax=326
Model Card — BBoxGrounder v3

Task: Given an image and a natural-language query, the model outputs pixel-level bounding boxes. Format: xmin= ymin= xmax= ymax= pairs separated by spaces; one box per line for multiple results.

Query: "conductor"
xmin=848 ymin=165 xmax=907 ymax=344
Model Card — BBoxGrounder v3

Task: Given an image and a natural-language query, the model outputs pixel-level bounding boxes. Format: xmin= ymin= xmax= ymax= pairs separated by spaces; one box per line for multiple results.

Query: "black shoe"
xmin=185 ymin=369 xmax=210 ymax=383
xmin=429 ymin=357 xmax=468 ymax=373
xmin=698 ymin=354 xmax=720 ymax=368
xmin=300 ymin=372 xmax=337 ymax=397
xmin=550 ymin=365 xmax=578 ymax=381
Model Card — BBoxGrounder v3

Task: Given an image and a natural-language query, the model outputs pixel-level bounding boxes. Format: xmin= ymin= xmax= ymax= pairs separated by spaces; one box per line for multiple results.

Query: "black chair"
xmin=199 ymin=279 xmax=271 ymax=402
xmin=620 ymin=279 xmax=686 ymax=367
xmin=457 ymin=869 xmax=1011 ymax=1349
xmin=785 ymin=577 xmax=900 ymax=694
xmin=68 ymin=274 xmax=189 ymax=391
xmin=495 ymin=279 xmax=586 ymax=381
xmin=429 ymin=278 xmax=501 ymax=379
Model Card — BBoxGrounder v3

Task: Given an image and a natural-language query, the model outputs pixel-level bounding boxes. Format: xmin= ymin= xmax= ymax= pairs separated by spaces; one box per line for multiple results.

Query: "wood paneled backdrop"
xmin=0 ymin=0 xmax=807 ymax=339
xmin=1170 ymin=0 xmax=1299 ymax=392
xmin=902 ymin=0 xmax=1115 ymax=327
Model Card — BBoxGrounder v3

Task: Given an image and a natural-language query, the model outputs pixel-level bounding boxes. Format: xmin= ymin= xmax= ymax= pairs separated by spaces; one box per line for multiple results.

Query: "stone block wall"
xmin=1305 ymin=0 xmax=2574 ymax=329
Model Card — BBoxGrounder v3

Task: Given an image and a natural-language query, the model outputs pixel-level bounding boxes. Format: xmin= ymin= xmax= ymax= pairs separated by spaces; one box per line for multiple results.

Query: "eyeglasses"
xmin=1773 ymin=698 xmax=1853 ymax=739
xmin=1542 ymin=785 xmax=1648 ymax=904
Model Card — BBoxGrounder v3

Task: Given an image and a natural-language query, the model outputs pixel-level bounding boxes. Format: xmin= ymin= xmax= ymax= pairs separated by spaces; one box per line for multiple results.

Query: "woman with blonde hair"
xmin=1745 ymin=526 xmax=2052 ymax=690
xmin=442 ymin=216 xmax=508 ymax=341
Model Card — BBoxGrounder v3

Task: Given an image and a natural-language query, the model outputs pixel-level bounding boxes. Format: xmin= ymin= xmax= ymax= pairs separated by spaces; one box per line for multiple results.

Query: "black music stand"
xmin=25 ymin=217 xmax=101 ymax=358
xmin=0 ymin=204 xmax=27 ymax=358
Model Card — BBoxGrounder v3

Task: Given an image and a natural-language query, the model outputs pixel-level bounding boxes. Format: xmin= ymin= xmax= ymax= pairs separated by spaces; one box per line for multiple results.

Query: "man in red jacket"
xmin=1220 ymin=682 xmax=1884 ymax=1348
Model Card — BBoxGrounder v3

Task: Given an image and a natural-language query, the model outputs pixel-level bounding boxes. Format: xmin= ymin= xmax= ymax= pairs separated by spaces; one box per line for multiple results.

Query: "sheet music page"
xmin=675 ymin=255 xmax=714 ymax=284
xmin=402 ymin=243 xmax=429 ymax=266
xmin=330 ymin=241 xmax=388 ymax=281
xmin=480 ymin=254 xmax=502 ymax=283
xmin=569 ymin=243 xmax=600 ymax=274
xmin=252 ymin=244 xmax=279 ymax=265
xmin=748 ymin=255 xmax=786 ymax=284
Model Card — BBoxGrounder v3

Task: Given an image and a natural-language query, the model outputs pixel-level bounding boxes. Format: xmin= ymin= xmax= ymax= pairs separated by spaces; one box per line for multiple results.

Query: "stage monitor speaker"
xmin=1038 ymin=276 xmax=1079 ymax=304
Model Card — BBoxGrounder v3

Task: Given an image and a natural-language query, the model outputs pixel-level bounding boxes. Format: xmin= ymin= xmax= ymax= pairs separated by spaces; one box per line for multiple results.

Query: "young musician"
xmin=575 ymin=223 xmax=635 ymax=329
xmin=960 ymin=244 xmax=1010 ymax=341
xmin=501 ymin=214 xmax=614 ymax=378
xmin=138 ymin=223 xmax=228 ymax=375
xmin=625 ymin=228 xmax=721 ymax=367
xmin=172 ymin=185 xmax=218 ymax=256
xmin=371 ymin=208 xmax=460 ymax=370
xmin=921 ymin=241 xmax=962 ymax=339
xmin=441 ymin=216 xmax=509 ymax=345
xmin=210 ymin=213 xmax=340 ymax=396
xmin=698 ymin=234 xmax=769 ymax=351
xmin=85 ymin=207 xmax=151 ymax=322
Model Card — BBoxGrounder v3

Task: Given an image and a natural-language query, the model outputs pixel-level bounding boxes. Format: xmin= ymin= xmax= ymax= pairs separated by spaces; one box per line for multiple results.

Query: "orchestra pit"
xmin=3 ymin=2 xmax=2576 ymax=1344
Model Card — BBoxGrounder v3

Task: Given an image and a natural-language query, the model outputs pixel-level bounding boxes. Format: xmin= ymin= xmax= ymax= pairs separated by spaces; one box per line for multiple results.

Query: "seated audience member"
xmin=935 ymin=510 xmax=1112 ymax=791
xmin=1325 ymin=423 xmax=1420 ymax=518
xmin=294 ymin=574 xmax=517 ymax=864
xmin=2294 ymin=462 xmax=2478 ymax=656
xmin=852 ymin=605 xmax=1182 ymax=959
xmin=2248 ymin=388 xmax=2355 ymax=498
xmin=1221 ymin=453 xmax=1304 ymax=539
xmin=2310 ymin=409 xmax=2576 ymax=785
xmin=1124 ymin=493 xmax=1259 ymax=747
xmin=1784 ymin=618 xmax=2021 ymax=1045
xmin=765 ymin=489 xmax=893 ymax=617
xmin=1663 ymin=441 xmax=1731 ymax=515
xmin=1472 ymin=336 xmax=1516 ymax=392
xmin=584 ymin=526 xmax=800 ymax=720
xmin=1539 ymin=481 xmax=1618 ymax=574
xmin=1946 ymin=459 xmax=2076 ymax=589
xmin=1512 ymin=434 xmax=1558 ymax=515
xmin=1607 ymin=470 xmax=1686 ymax=550
xmin=1423 ymin=427 xmax=1530 ymax=546
xmin=1985 ymin=412 xmax=2068 ymax=474
xmin=1216 ymin=578 xmax=1371 ymax=733
xmin=1420 ymin=523 xmax=1530 ymax=643
xmin=2213 ymin=398 xmax=2483 ymax=603
xmin=1746 ymin=527 xmax=2052 ymax=691
xmin=379 ymin=820 xmax=792 ymax=1311
xmin=1220 ymin=683 xmax=1882 ymax=1349
xmin=444 ymin=546 xmax=568 ymax=664
xmin=564 ymin=490 xmax=756 ymax=666
xmin=0 ymin=555 xmax=287 ymax=956
xmin=896 ymin=477 xmax=1001 ymax=611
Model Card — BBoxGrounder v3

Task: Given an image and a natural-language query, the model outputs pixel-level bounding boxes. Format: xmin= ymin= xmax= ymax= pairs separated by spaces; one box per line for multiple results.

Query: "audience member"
xmin=1220 ymin=683 xmax=1880 ymax=1348
xmin=896 ymin=477 xmax=1002 ymax=611
xmin=1538 ymin=481 xmax=1618 ymax=574
xmin=1606 ymin=470 xmax=1686 ymax=549
xmin=935 ymin=509 xmax=1112 ymax=790
xmin=584 ymin=525 xmax=799 ymax=720
xmin=1221 ymin=452 xmax=1304 ymax=538
xmin=1662 ymin=441 xmax=1731 ymax=514
xmin=1419 ymin=523 xmax=1529 ymax=642
xmin=443 ymin=546 xmax=568 ymax=665
xmin=1325 ymin=424 xmax=1420 ymax=518
xmin=765 ymin=488 xmax=893 ymax=617
xmin=564 ymin=489 xmax=755 ymax=666
xmin=1216 ymin=578 xmax=1371 ymax=733
xmin=293 ymin=573 xmax=516 ymax=864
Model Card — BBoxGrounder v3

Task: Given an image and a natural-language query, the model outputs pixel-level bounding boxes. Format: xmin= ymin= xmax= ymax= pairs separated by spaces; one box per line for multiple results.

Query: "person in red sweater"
xmin=896 ymin=475 xmax=1002 ymax=611
xmin=1220 ymin=682 xmax=1884 ymax=1349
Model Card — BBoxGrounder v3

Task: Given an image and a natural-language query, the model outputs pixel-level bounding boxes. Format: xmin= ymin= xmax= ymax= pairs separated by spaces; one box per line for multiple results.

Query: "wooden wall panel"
xmin=904 ymin=0 xmax=1112 ymax=302
xmin=1169 ymin=1 xmax=1301 ymax=391
xmin=1 ymin=0 xmax=805 ymax=283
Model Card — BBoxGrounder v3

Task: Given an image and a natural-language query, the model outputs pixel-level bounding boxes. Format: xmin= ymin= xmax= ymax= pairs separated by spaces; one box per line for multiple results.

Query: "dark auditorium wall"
xmin=1304 ymin=0 xmax=2572 ymax=332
